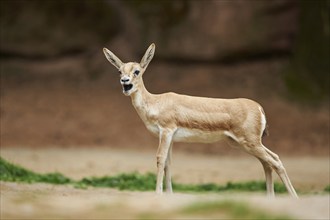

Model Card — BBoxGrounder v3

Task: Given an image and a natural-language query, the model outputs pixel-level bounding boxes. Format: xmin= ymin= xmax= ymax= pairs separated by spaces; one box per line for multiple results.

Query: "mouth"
xmin=123 ymin=84 xmax=133 ymax=92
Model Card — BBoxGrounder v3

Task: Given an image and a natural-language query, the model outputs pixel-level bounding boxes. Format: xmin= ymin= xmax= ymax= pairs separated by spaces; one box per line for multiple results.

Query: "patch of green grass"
xmin=0 ymin=157 xmax=71 ymax=184
xmin=174 ymin=180 xmax=286 ymax=193
xmin=324 ymin=185 xmax=330 ymax=192
xmin=181 ymin=200 xmax=292 ymax=220
xmin=78 ymin=172 xmax=156 ymax=191
xmin=77 ymin=174 xmax=286 ymax=193
xmin=0 ymin=156 xmax=287 ymax=193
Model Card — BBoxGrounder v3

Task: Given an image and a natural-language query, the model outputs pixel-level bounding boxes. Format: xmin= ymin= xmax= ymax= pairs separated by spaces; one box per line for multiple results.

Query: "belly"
xmin=173 ymin=127 xmax=226 ymax=143
xmin=144 ymin=123 xmax=227 ymax=144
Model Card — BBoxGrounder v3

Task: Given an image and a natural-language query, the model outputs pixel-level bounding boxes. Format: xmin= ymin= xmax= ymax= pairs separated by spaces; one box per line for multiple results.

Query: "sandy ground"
xmin=0 ymin=147 xmax=329 ymax=219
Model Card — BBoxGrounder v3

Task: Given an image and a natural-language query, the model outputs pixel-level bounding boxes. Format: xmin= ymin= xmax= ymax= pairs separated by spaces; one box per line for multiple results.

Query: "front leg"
xmin=165 ymin=143 xmax=173 ymax=193
xmin=156 ymin=128 xmax=175 ymax=194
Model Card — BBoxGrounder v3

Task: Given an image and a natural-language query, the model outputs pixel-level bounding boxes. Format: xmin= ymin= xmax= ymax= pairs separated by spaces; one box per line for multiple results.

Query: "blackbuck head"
xmin=103 ymin=43 xmax=155 ymax=96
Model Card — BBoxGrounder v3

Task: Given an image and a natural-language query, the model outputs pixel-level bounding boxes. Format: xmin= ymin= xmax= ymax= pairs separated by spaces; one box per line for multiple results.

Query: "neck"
xmin=130 ymin=80 xmax=152 ymax=109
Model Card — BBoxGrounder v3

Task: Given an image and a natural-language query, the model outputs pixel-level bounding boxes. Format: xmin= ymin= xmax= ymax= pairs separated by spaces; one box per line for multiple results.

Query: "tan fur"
xmin=103 ymin=43 xmax=298 ymax=198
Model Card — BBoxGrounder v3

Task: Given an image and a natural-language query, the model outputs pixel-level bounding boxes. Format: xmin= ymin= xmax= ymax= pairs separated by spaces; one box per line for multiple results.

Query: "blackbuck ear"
xmin=140 ymin=43 xmax=155 ymax=69
xmin=103 ymin=48 xmax=123 ymax=70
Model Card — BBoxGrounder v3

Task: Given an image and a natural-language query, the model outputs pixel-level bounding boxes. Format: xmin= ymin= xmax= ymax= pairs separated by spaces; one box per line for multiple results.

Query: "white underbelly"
xmin=173 ymin=127 xmax=226 ymax=143
xmin=144 ymin=123 xmax=230 ymax=144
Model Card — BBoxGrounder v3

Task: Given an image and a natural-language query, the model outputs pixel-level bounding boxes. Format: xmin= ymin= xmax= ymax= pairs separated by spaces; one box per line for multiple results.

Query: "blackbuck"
xmin=103 ymin=43 xmax=298 ymax=198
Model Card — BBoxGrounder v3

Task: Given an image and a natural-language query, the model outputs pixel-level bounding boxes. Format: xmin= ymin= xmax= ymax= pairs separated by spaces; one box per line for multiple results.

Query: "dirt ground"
xmin=1 ymin=147 xmax=329 ymax=219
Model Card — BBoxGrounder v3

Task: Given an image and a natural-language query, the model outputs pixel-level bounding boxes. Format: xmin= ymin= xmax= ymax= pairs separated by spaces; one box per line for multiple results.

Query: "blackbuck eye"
xmin=134 ymin=70 xmax=140 ymax=76
xmin=118 ymin=71 xmax=122 ymax=75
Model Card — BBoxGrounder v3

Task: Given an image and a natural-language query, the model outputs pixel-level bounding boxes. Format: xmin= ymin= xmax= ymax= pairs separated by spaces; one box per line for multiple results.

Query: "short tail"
xmin=259 ymin=106 xmax=269 ymax=138
xmin=262 ymin=124 xmax=269 ymax=137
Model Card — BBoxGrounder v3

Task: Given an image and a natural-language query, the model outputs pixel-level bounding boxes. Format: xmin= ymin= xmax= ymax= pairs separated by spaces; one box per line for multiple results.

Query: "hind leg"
xmin=226 ymin=135 xmax=274 ymax=197
xmin=245 ymin=143 xmax=298 ymax=198
xmin=264 ymin=146 xmax=298 ymax=198
xmin=259 ymin=158 xmax=274 ymax=197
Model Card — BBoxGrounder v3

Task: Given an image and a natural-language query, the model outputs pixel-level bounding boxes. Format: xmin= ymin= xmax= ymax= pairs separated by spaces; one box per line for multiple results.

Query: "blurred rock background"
xmin=0 ymin=0 xmax=329 ymax=155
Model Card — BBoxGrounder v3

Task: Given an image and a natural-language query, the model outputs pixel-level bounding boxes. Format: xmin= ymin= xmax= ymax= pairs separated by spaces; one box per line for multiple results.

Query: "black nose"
xmin=121 ymin=78 xmax=129 ymax=83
